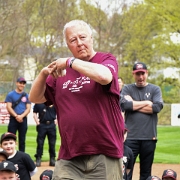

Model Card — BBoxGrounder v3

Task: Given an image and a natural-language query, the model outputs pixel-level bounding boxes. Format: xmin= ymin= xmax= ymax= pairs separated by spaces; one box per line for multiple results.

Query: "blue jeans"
xmin=124 ymin=140 xmax=157 ymax=180
xmin=8 ymin=116 xmax=27 ymax=152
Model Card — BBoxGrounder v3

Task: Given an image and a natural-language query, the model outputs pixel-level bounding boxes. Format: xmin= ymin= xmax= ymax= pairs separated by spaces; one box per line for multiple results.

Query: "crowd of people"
xmin=0 ymin=19 xmax=178 ymax=180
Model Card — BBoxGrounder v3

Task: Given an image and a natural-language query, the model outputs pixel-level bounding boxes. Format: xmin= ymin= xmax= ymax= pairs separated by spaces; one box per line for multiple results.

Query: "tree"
xmin=0 ymin=0 xmax=180 ymax=102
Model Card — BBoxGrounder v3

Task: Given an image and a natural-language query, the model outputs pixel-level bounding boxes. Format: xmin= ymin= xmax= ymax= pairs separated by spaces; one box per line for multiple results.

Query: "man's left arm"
xmin=54 ymin=56 xmax=117 ymax=86
xmin=137 ymin=104 xmax=153 ymax=114
xmin=123 ymin=95 xmax=153 ymax=113
xmin=137 ymin=86 xmax=163 ymax=114
xmin=133 ymin=100 xmax=153 ymax=114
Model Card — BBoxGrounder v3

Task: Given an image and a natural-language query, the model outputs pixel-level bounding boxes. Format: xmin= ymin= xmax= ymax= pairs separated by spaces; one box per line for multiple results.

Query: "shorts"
xmin=52 ymin=154 xmax=123 ymax=180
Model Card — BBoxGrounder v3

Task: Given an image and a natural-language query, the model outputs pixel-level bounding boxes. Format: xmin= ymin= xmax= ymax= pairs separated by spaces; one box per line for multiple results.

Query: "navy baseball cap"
xmin=40 ymin=169 xmax=53 ymax=180
xmin=0 ymin=160 xmax=16 ymax=172
xmin=17 ymin=77 xmax=26 ymax=83
xmin=146 ymin=176 xmax=161 ymax=180
xmin=162 ymin=169 xmax=177 ymax=180
xmin=0 ymin=132 xmax=17 ymax=144
xmin=0 ymin=149 xmax=9 ymax=159
xmin=133 ymin=62 xmax=147 ymax=73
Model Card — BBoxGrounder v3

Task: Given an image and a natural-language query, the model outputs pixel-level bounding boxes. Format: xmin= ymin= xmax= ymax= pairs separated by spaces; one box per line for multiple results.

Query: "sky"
xmin=90 ymin=0 xmax=141 ymax=9
xmin=89 ymin=0 xmax=142 ymax=15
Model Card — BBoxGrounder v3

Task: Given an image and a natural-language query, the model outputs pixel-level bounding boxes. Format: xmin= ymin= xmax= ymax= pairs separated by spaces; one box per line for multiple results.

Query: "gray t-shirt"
xmin=120 ymin=83 xmax=163 ymax=140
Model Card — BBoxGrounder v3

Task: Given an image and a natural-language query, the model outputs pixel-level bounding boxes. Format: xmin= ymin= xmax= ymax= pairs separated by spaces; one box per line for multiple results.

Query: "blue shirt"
xmin=5 ymin=90 xmax=31 ymax=114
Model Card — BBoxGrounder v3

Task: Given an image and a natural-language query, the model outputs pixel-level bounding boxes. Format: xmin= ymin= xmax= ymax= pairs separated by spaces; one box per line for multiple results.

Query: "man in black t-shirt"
xmin=33 ymin=103 xmax=57 ymax=167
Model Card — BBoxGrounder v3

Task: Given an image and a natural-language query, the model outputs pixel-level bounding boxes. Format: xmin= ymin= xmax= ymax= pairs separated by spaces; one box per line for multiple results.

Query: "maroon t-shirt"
xmin=45 ymin=52 xmax=124 ymax=160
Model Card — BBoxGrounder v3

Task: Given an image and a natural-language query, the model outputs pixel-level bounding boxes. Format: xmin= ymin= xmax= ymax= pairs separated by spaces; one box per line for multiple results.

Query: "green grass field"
xmin=154 ymin=126 xmax=180 ymax=164
xmin=0 ymin=125 xmax=180 ymax=164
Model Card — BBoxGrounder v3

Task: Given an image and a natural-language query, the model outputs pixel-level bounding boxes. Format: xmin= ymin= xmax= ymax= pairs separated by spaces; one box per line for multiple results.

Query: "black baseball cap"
xmin=0 ymin=160 xmax=16 ymax=172
xmin=162 ymin=169 xmax=177 ymax=180
xmin=40 ymin=169 xmax=53 ymax=180
xmin=0 ymin=149 xmax=9 ymax=159
xmin=146 ymin=176 xmax=161 ymax=180
xmin=17 ymin=77 xmax=26 ymax=83
xmin=133 ymin=62 xmax=147 ymax=73
xmin=0 ymin=132 xmax=17 ymax=144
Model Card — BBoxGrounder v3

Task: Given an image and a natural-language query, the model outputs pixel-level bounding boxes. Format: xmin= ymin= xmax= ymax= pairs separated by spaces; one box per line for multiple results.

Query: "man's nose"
xmin=138 ymin=73 xmax=144 ymax=77
xmin=77 ymin=38 xmax=83 ymax=45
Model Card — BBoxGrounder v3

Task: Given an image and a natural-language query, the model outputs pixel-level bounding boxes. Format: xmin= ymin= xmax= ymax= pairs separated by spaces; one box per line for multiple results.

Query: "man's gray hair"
xmin=63 ymin=20 xmax=93 ymax=43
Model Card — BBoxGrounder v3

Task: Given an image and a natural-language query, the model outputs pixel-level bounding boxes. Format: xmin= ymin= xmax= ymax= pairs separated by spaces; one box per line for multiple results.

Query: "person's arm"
xmin=29 ymin=67 xmax=52 ymax=103
xmin=20 ymin=103 xmax=31 ymax=117
xmin=124 ymin=95 xmax=153 ymax=114
xmin=29 ymin=167 xmax=38 ymax=176
xmin=124 ymin=85 xmax=163 ymax=114
xmin=132 ymin=100 xmax=153 ymax=113
xmin=6 ymin=102 xmax=18 ymax=117
xmin=126 ymin=147 xmax=134 ymax=176
xmin=29 ymin=57 xmax=113 ymax=103
xmin=52 ymin=57 xmax=113 ymax=85
xmin=135 ymin=86 xmax=163 ymax=114
xmin=54 ymin=115 xmax=57 ymax=125
xmin=126 ymin=168 xmax=131 ymax=175
xmin=33 ymin=112 xmax=40 ymax=125
xmin=67 ymin=59 xmax=113 ymax=85
xmin=15 ymin=103 xmax=31 ymax=122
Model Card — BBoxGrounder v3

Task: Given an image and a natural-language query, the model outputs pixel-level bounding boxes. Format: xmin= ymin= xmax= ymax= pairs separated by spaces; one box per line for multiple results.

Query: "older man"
xmin=29 ymin=20 xmax=124 ymax=179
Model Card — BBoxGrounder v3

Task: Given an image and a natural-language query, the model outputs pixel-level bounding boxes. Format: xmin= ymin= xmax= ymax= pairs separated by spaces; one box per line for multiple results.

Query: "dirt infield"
xmin=32 ymin=162 xmax=180 ymax=179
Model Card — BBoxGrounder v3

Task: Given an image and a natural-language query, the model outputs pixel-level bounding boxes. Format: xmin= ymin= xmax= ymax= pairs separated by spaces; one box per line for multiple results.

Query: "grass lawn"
xmin=0 ymin=125 xmax=180 ymax=163
xmin=154 ymin=126 xmax=180 ymax=164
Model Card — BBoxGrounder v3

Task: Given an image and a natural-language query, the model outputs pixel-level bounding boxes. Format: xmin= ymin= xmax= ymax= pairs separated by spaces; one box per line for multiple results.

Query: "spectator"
xmin=0 ymin=149 xmax=8 ymax=162
xmin=40 ymin=169 xmax=53 ymax=180
xmin=0 ymin=160 xmax=17 ymax=180
xmin=0 ymin=132 xmax=37 ymax=180
xmin=33 ymin=103 xmax=57 ymax=167
xmin=120 ymin=62 xmax=163 ymax=180
xmin=5 ymin=77 xmax=31 ymax=152
xmin=162 ymin=169 xmax=177 ymax=180
xmin=29 ymin=19 xmax=124 ymax=179
xmin=123 ymin=124 xmax=134 ymax=180
xmin=118 ymin=77 xmax=124 ymax=93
